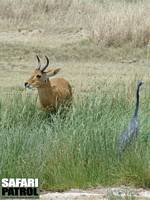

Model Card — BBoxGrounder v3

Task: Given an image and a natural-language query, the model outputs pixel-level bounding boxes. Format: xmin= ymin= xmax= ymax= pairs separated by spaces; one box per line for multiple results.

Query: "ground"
xmin=40 ymin=187 xmax=150 ymax=200
xmin=0 ymin=29 xmax=150 ymax=92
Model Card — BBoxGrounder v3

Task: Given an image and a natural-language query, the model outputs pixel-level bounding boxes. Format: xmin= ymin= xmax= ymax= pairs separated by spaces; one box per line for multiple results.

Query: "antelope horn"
xmin=36 ymin=55 xmax=41 ymax=70
xmin=41 ymin=56 xmax=49 ymax=72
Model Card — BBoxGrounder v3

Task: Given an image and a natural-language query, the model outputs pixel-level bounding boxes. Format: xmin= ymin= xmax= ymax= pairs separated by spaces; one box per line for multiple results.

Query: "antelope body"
xmin=25 ymin=56 xmax=72 ymax=111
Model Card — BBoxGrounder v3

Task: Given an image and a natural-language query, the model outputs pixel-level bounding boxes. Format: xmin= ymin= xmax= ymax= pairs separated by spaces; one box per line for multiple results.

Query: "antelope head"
xmin=25 ymin=56 xmax=61 ymax=89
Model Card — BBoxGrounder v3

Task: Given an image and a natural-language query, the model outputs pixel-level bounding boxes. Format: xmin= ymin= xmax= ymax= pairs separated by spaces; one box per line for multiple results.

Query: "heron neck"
xmin=133 ymin=85 xmax=140 ymax=118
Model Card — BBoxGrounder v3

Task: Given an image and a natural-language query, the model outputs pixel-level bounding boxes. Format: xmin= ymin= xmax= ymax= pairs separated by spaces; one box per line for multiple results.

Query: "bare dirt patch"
xmin=40 ymin=187 xmax=150 ymax=200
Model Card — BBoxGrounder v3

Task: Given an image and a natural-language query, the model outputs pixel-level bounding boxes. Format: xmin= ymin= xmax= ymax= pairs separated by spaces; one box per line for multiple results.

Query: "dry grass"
xmin=0 ymin=0 xmax=150 ymax=48
xmin=90 ymin=1 xmax=150 ymax=47
xmin=0 ymin=0 xmax=150 ymax=91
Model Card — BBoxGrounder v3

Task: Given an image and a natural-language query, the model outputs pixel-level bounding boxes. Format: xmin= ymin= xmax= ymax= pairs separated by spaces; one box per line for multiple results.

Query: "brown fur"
xmin=25 ymin=68 xmax=72 ymax=111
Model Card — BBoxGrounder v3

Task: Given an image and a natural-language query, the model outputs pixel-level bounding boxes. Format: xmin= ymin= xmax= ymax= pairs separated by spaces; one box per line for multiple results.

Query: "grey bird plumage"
xmin=118 ymin=80 xmax=144 ymax=156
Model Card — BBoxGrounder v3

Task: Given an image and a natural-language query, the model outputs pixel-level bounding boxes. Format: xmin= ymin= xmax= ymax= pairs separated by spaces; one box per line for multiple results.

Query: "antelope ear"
xmin=46 ymin=68 xmax=61 ymax=78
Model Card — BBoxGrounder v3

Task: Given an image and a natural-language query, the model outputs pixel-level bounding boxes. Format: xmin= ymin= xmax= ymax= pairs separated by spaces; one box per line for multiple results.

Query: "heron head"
xmin=137 ymin=80 xmax=144 ymax=88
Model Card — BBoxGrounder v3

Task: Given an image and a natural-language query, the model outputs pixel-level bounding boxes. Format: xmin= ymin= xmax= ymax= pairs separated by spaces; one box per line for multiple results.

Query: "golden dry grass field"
xmin=0 ymin=30 xmax=150 ymax=93
xmin=0 ymin=0 xmax=150 ymax=93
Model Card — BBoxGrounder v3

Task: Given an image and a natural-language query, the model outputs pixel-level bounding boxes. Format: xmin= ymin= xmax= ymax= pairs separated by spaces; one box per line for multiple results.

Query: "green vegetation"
xmin=0 ymin=84 xmax=149 ymax=190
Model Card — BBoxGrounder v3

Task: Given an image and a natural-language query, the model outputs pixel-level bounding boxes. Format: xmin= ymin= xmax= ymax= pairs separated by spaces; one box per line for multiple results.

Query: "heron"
xmin=117 ymin=80 xmax=144 ymax=156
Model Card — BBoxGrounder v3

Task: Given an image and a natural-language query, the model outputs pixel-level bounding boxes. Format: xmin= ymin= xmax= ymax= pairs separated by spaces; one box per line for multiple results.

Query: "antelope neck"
xmin=37 ymin=79 xmax=53 ymax=107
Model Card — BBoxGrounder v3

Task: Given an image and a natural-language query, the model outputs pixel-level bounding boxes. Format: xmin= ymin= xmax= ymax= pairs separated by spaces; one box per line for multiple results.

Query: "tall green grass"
xmin=0 ymin=84 xmax=150 ymax=190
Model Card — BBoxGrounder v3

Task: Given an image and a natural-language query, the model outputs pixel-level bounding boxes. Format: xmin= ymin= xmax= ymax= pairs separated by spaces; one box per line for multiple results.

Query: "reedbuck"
xmin=25 ymin=56 xmax=72 ymax=111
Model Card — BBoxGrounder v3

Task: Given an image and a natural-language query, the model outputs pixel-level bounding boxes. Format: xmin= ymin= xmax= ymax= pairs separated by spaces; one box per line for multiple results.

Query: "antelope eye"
xmin=36 ymin=75 xmax=41 ymax=78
